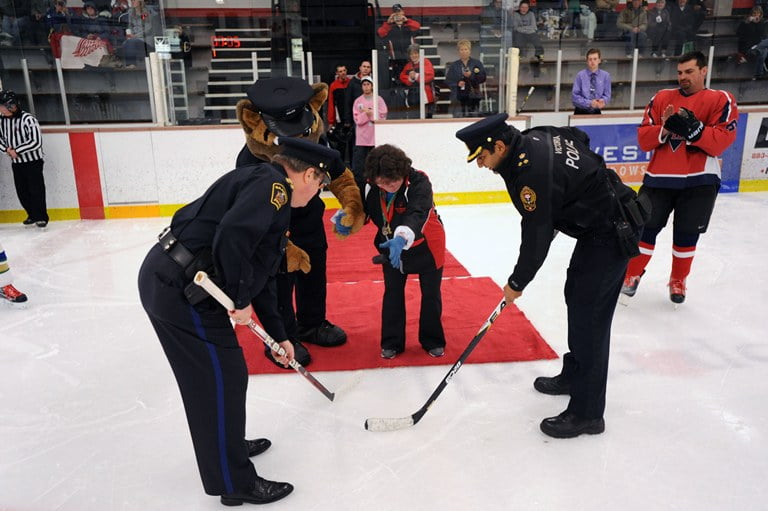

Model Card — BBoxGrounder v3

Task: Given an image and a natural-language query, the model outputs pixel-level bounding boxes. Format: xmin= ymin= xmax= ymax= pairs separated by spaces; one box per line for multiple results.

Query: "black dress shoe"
xmin=264 ymin=339 xmax=311 ymax=369
xmin=540 ymin=411 xmax=605 ymax=439
xmin=533 ymin=374 xmax=571 ymax=395
xmin=22 ymin=217 xmax=35 ymax=226
xmin=220 ymin=476 xmax=294 ymax=506
xmin=296 ymin=320 xmax=347 ymax=347
xmin=246 ymin=438 xmax=271 ymax=457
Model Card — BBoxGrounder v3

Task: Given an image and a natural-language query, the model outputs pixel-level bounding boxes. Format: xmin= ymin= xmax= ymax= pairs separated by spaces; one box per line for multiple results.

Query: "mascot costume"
xmin=235 ymin=77 xmax=365 ymax=366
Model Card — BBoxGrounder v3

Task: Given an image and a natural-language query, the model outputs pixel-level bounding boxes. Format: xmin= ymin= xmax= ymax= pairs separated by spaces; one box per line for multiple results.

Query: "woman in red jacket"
xmin=400 ymin=44 xmax=436 ymax=119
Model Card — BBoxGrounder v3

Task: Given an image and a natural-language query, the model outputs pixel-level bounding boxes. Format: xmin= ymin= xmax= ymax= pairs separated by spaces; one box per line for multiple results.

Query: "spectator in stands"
xmin=752 ymin=35 xmax=768 ymax=80
xmin=736 ymin=7 xmax=767 ymax=65
xmin=352 ymin=76 xmax=388 ymax=189
xmin=400 ymin=43 xmax=436 ymax=119
xmin=327 ymin=64 xmax=352 ymax=163
xmin=46 ymin=0 xmax=72 ymax=34
xmin=617 ymin=0 xmax=647 ymax=57
xmin=445 ymin=39 xmax=487 ymax=118
xmin=118 ymin=0 xmax=160 ymax=68
xmin=562 ymin=0 xmax=582 ymax=37
xmin=579 ymin=4 xmax=597 ymax=42
xmin=110 ymin=0 xmax=127 ymax=17
xmin=344 ymin=60 xmax=373 ymax=157
xmin=76 ymin=1 xmax=109 ymax=41
xmin=647 ymin=0 xmax=671 ymax=58
xmin=377 ymin=3 xmax=420 ymax=87
xmin=344 ymin=60 xmax=372 ymax=126
xmin=1 ymin=0 xmax=31 ymax=46
xmin=669 ymin=0 xmax=696 ymax=56
xmin=327 ymin=64 xmax=350 ymax=132
xmin=572 ymin=48 xmax=611 ymax=114
xmin=28 ymin=0 xmax=51 ymax=46
xmin=594 ymin=0 xmax=619 ymax=39
xmin=511 ymin=0 xmax=544 ymax=60
xmin=481 ymin=0 xmax=511 ymax=48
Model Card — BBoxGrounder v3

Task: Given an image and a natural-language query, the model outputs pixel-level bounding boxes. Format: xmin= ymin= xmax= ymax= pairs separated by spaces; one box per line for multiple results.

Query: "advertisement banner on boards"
xmin=739 ymin=113 xmax=768 ymax=187
xmin=577 ymin=116 xmax=747 ymax=192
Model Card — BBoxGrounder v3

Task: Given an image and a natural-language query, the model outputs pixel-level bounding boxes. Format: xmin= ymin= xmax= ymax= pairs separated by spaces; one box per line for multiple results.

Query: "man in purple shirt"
xmin=572 ymin=48 xmax=612 ymax=114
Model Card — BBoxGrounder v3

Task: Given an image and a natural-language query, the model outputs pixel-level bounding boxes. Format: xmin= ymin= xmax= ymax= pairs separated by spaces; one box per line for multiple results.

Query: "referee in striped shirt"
xmin=0 ymin=90 xmax=49 ymax=228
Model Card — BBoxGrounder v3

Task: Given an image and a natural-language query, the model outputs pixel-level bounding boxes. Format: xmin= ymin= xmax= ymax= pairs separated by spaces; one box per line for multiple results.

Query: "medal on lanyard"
xmin=380 ymin=190 xmax=396 ymax=237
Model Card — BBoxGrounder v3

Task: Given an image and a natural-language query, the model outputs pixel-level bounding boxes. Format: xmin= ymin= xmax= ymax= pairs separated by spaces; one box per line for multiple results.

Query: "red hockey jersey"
xmin=637 ymin=87 xmax=738 ymax=189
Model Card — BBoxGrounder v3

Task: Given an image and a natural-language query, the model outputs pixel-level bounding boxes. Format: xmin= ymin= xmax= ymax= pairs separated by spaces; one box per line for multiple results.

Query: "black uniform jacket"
xmin=170 ymin=162 xmax=292 ymax=312
xmin=364 ymin=168 xmax=446 ymax=274
xmin=236 ymin=141 xmax=343 ymax=249
xmin=497 ymin=126 xmax=636 ymax=291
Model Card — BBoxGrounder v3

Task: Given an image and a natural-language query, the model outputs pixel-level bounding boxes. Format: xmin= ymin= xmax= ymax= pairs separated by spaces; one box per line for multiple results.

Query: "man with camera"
xmin=455 ymin=113 xmax=647 ymax=439
xmin=377 ymin=3 xmax=421 ymax=86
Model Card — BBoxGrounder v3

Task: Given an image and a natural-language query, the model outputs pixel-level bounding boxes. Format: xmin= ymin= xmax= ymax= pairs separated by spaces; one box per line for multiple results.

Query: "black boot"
xmin=533 ymin=374 xmax=571 ymax=395
xmin=245 ymin=438 xmax=271 ymax=457
xmin=264 ymin=339 xmax=311 ymax=369
xmin=296 ymin=320 xmax=347 ymax=347
xmin=540 ymin=411 xmax=605 ymax=438
xmin=220 ymin=476 xmax=294 ymax=506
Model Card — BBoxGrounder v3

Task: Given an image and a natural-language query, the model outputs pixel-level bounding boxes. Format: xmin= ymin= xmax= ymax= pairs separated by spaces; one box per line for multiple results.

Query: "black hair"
xmin=678 ymin=51 xmax=707 ymax=68
xmin=364 ymin=144 xmax=412 ymax=182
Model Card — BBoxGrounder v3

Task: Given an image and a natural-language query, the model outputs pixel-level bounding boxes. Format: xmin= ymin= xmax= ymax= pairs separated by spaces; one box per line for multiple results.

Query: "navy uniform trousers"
xmin=560 ymin=234 xmax=629 ymax=420
xmin=138 ymin=244 xmax=256 ymax=496
xmin=380 ymin=263 xmax=445 ymax=353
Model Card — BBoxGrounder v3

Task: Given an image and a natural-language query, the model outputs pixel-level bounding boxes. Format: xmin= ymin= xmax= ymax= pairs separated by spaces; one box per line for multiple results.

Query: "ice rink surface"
xmin=1 ymin=193 xmax=767 ymax=511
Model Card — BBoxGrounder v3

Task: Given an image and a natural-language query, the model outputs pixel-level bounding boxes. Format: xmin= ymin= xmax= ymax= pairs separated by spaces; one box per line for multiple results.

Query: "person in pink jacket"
xmin=352 ymin=76 xmax=388 ymax=188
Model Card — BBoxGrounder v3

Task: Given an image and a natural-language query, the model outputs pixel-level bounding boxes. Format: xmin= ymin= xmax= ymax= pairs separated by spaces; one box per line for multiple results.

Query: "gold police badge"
xmin=270 ymin=183 xmax=288 ymax=211
xmin=520 ymin=185 xmax=537 ymax=212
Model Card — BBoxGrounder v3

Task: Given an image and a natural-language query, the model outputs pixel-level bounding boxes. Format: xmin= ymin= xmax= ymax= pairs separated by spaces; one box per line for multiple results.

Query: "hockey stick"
xmin=194 ymin=271 xmax=335 ymax=402
xmin=365 ymin=298 xmax=507 ymax=432
xmin=519 ymin=86 xmax=535 ymax=113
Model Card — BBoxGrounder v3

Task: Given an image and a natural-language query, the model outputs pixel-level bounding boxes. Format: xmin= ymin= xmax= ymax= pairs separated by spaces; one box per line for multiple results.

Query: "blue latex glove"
xmin=332 ymin=210 xmax=351 ymax=236
xmin=379 ymin=236 xmax=407 ymax=268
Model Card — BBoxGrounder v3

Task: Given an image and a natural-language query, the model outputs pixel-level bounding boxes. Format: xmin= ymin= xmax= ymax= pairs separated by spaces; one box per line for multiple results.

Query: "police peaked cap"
xmin=247 ymin=77 xmax=315 ymax=138
xmin=455 ymin=113 xmax=514 ymax=162
xmin=276 ymin=137 xmax=344 ymax=176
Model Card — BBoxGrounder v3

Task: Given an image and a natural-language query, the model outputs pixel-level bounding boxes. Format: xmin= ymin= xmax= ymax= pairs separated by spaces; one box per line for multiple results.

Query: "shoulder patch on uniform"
xmin=270 ymin=183 xmax=288 ymax=211
xmin=520 ymin=185 xmax=537 ymax=212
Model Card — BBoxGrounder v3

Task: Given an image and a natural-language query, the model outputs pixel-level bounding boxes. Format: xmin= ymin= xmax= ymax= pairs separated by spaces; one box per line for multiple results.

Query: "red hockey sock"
xmin=625 ymin=241 xmax=654 ymax=278
xmin=671 ymin=245 xmax=696 ymax=281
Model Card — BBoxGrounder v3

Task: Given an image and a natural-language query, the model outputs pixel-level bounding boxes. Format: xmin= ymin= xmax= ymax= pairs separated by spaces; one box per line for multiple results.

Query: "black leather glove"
xmin=664 ymin=107 xmax=704 ymax=142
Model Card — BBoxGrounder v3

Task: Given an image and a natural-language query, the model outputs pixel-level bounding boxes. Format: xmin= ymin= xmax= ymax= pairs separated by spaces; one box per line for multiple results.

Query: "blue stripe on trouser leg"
xmin=188 ymin=305 xmax=234 ymax=495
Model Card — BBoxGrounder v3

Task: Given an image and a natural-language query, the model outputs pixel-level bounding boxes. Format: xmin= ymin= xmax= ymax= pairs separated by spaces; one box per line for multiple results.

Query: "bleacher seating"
xmin=0 ymin=7 xmax=762 ymax=125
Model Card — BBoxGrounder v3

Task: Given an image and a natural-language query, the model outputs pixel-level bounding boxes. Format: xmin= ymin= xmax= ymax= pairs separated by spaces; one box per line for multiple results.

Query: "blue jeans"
xmin=753 ymin=38 xmax=768 ymax=77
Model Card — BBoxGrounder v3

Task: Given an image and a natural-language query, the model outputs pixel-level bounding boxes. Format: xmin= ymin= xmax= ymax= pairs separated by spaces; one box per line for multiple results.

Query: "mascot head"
xmin=236 ymin=77 xmax=329 ymax=162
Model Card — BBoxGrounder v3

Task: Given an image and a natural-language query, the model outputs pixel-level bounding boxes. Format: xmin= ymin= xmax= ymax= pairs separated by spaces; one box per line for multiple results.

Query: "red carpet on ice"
xmin=237 ymin=210 xmax=557 ymax=374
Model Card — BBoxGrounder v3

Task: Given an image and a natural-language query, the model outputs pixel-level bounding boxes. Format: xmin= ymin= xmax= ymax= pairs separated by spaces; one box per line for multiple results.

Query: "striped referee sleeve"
xmin=0 ymin=113 xmax=44 ymax=163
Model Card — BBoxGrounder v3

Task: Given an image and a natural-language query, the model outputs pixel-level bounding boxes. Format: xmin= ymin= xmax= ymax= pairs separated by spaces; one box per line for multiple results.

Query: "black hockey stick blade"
xmin=194 ymin=271 xmax=335 ymax=402
xmin=365 ymin=298 xmax=507 ymax=431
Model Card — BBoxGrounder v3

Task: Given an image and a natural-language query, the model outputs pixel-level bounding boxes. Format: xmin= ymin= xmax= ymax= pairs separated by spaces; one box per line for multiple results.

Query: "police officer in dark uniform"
xmin=138 ymin=138 xmax=340 ymax=505
xmin=235 ymin=77 xmax=349 ymax=369
xmin=456 ymin=114 xmax=648 ymax=438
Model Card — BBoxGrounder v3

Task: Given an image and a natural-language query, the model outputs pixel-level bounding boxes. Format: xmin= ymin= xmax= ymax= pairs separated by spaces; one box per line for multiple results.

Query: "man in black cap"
xmin=138 ymin=137 xmax=341 ymax=506
xmin=0 ymin=90 xmax=49 ymax=228
xmin=235 ymin=77 xmax=365 ymax=369
xmin=455 ymin=113 xmax=648 ymax=438
xmin=377 ymin=4 xmax=420 ymax=87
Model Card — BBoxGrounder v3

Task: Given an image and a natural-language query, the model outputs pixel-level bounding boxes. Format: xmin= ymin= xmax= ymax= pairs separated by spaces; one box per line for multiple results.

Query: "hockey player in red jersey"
xmin=622 ymin=50 xmax=738 ymax=304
